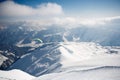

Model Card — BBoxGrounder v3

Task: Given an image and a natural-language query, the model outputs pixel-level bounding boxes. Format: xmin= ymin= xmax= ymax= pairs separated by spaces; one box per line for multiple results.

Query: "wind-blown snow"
xmin=0 ymin=69 xmax=35 ymax=80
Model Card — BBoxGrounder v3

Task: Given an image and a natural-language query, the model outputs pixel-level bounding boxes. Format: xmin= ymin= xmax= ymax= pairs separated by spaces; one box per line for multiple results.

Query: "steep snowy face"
xmin=8 ymin=42 xmax=111 ymax=76
xmin=0 ymin=69 xmax=35 ymax=80
xmin=8 ymin=43 xmax=62 ymax=76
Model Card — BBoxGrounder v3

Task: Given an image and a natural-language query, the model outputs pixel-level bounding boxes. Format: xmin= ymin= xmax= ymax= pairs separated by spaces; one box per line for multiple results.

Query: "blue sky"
xmin=0 ymin=0 xmax=120 ymax=18
xmin=0 ymin=0 xmax=120 ymax=26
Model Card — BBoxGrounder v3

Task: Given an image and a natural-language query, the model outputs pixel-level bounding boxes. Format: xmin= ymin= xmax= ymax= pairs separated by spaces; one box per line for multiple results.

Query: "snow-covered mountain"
xmin=0 ymin=21 xmax=120 ymax=80
xmin=0 ymin=42 xmax=120 ymax=80
xmin=8 ymin=42 xmax=120 ymax=77
xmin=32 ymin=46 xmax=120 ymax=80
xmin=0 ymin=21 xmax=120 ymax=46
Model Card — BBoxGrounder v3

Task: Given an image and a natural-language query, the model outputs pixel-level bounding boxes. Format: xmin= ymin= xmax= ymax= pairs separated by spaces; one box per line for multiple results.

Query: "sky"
xmin=0 ymin=0 xmax=120 ymax=26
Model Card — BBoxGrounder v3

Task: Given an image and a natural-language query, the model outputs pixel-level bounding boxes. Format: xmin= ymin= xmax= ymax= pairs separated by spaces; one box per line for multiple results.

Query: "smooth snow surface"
xmin=0 ymin=69 xmax=35 ymax=80
xmin=33 ymin=54 xmax=120 ymax=80
xmin=33 ymin=67 xmax=120 ymax=80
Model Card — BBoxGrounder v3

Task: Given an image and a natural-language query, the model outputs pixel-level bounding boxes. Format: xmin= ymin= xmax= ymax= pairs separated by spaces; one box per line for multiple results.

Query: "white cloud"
xmin=44 ymin=16 xmax=120 ymax=27
xmin=103 ymin=16 xmax=120 ymax=21
xmin=0 ymin=1 xmax=63 ymax=17
xmin=36 ymin=3 xmax=63 ymax=16
xmin=0 ymin=1 xmax=120 ymax=28
xmin=17 ymin=16 xmax=120 ymax=28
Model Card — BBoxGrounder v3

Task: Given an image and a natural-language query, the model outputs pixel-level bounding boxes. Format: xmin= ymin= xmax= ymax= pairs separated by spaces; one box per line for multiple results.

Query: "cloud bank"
xmin=0 ymin=1 xmax=63 ymax=17
xmin=0 ymin=1 xmax=120 ymax=27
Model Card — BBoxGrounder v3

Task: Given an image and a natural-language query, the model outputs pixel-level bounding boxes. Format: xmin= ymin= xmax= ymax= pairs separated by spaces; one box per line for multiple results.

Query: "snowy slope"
xmin=9 ymin=42 xmax=120 ymax=77
xmin=32 ymin=43 xmax=120 ymax=80
xmin=0 ymin=69 xmax=35 ymax=80
xmin=9 ymin=42 xmax=62 ymax=76
xmin=58 ymin=42 xmax=108 ymax=67
xmin=33 ymin=66 xmax=120 ymax=80
xmin=1 ymin=42 xmax=120 ymax=80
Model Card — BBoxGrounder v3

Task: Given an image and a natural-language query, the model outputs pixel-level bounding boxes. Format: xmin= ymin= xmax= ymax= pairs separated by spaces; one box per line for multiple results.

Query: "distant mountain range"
xmin=0 ymin=21 xmax=120 ymax=76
